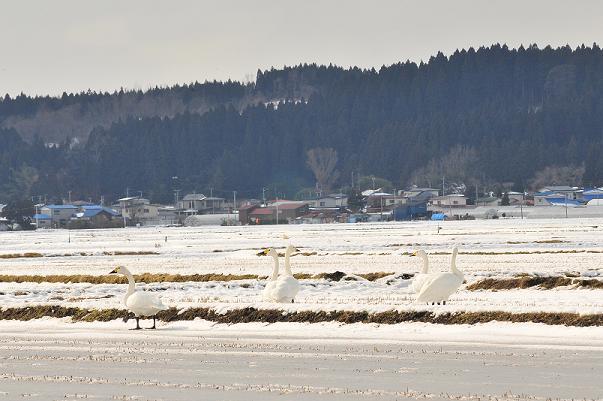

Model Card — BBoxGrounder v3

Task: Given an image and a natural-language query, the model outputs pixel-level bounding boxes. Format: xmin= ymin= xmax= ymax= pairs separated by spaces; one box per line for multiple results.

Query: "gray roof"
xmin=182 ymin=194 xmax=207 ymax=201
xmin=541 ymin=186 xmax=580 ymax=192
xmin=406 ymin=188 xmax=439 ymax=192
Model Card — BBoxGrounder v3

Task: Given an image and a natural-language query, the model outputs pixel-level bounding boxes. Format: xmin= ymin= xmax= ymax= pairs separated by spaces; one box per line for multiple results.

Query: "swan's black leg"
xmin=133 ymin=317 xmax=141 ymax=330
xmin=443 ymin=301 xmax=446 ymax=305
xmin=291 ymin=299 xmax=294 ymax=304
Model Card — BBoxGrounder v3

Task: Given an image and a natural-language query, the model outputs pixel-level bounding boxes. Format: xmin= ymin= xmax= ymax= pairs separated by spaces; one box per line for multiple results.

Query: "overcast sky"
xmin=1 ymin=0 xmax=602 ymax=96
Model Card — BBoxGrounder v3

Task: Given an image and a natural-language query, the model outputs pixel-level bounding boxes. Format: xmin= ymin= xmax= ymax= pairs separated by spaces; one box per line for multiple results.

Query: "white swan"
xmin=416 ymin=246 xmax=464 ymax=305
xmin=273 ymin=244 xmax=301 ymax=303
xmin=261 ymin=248 xmax=280 ymax=301
xmin=410 ymin=250 xmax=430 ymax=293
xmin=261 ymin=246 xmax=300 ymax=303
xmin=109 ymin=265 xmax=169 ymax=329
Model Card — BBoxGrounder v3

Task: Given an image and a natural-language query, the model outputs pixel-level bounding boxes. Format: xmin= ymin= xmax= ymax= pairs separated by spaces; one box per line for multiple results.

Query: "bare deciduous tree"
xmin=306 ymin=147 xmax=339 ymax=193
xmin=529 ymin=165 xmax=584 ymax=191
xmin=408 ymin=146 xmax=479 ymax=193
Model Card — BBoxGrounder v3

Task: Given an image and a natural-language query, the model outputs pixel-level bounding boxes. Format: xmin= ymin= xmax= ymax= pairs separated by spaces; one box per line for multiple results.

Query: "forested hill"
xmin=2 ymin=44 xmax=603 ymax=204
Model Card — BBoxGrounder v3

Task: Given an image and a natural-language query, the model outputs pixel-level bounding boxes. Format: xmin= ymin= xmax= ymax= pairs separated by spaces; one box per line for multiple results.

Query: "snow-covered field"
xmin=1 ymin=219 xmax=603 ymax=399
xmin=1 ymin=218 xmax=603 ymax=314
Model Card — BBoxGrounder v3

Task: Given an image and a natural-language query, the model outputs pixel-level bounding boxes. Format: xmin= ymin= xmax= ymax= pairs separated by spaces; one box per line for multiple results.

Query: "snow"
xmin=1 ymin=219 xmax=603 ymax=315
xmin=1 ymin=218 xmax=603 ymax=399
xmin=1 ymin=320 xmax=603 ymax=400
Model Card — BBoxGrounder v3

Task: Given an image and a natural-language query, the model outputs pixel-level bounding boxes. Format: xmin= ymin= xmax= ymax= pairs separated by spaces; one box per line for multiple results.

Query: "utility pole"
xmin=262 ymin=187 xmax=266 ymax=205
xmin=442 ymin=177 xmax=445 ymax=196
xmin=126 ymin=187 xmax=130 ymax=197
xmin=100 ymin=196 xmax=105 ymax=206
xmin=351 ymin=171 xmax=354 ymax=189
xmin=233 ymin=191 xmax=237 ymax=213
xmin=68 ymin=191 xmax=72 ymax=204
xmin=174 ymin=189 xmax=180 ymax=207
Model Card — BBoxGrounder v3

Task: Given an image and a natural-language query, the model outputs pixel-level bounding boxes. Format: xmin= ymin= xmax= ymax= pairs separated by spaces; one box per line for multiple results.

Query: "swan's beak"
xmin=294 ymin=248 xmax=300 ymax=252
xmin=109 ymin=268 xmax=118 ymax=274
xmin=258 ymin=248 xmax=270 ymax=256
xmin=410 ymin=251 xmax=417 ymax=257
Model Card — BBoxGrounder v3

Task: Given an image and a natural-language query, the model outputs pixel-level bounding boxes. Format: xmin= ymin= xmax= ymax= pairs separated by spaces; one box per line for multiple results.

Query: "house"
xmin=583 ymin=188 xmax=603 ymax=201
xmin=476 ymin=196 xmax=500 ymax=207
xmin=248 ymin=206 xmax=276 ymax=225
xmin=507 ymin=192 xmax=527 ymax=205
xmin=430 ymin=194 xmax=467 ymax=208
xmin=536 ymin=186 xmax=583 ymax=202
xmin=403 ymin=187 xmax=440 ymax=200
xmin=241 ymin=202 xmax=309 ymax=225
xmin=534 ymin=188 xmax=584 ymax=206
xmin=305 ymin=194 xmax=348 ymax=208
xmin=238 ymin=204 xmax=259 ymax=225
xmin=40 ymin=205 xmax=79 ymax=227
xmin=157 ymin=206 xmax=180 ymax=225
xmin=178 ymin=193 xmax=225 ymax=214
xmin=276 ymin=202 xmax=310 ymax=222
xmin=32 ymin=213 xmax=52 ymax=229
xmin=393 ymin=201 xmax=428 ymax=221
xmin=70 ymin=205 xmax=121 ymax=228
xmin=117 ymin=197 xmax=151 ymax=220
xmin=365 ymin=192 xmax=404 ymax=211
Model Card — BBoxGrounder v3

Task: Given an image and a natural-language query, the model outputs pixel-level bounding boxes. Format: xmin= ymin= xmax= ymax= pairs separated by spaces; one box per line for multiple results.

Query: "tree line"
xmin=1 ymin=44 xmax=603 ymax=204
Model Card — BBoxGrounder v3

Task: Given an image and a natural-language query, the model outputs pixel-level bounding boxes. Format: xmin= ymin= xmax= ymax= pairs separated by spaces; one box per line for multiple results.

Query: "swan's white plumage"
xmin=112 ymin=265 xmax=168 ymax=317
xmin=262 ymin=246 xmax=300 ymax=303
xmin=416 ymin=246 xmax=464 ymax=304
xmin=126 ymin=291 xmax=169 ymax=317
xmin=410 ymin=250 xmax=430 ymax=293
xmin=261 ymin=248 xmax=280 ymax=301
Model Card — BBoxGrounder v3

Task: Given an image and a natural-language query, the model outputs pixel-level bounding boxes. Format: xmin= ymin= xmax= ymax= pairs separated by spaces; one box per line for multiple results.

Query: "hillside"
xmin=2 ymin=44 xmax=603 ymax=203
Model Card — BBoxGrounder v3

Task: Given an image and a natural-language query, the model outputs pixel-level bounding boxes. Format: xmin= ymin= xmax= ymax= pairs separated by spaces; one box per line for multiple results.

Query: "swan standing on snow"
xmin=410 ymin=250 xmax=431 ymax=293
xmin=261 ymin=245 xmax=301 ymax=303
xmin=416 ymin=246 xmax=464 ymax=305
xmin=109 ymin=266 xmax=169 ymax=329
xmin=261 ymin=248 xmax=280 ymax=301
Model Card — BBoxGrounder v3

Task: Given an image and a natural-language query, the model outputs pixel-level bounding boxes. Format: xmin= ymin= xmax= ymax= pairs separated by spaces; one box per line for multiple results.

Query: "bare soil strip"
xmin=0 ymin=271 xmax=395 ymax=284
xmin=467 ymin=276 xmax=603 ymax=290
xmin=0 ymin=305 xmax=601 ymax=326
xmin=0 ymin=251 xmax=159 ymax=259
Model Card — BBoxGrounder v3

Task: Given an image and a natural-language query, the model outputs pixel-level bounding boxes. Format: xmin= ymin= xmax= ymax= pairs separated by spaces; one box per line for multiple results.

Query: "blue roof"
xmin=431 ymin=213 xmax=447 ymax=221
xmin=81 ymin=206 xmax=120 ymax=217
xmin=45 ymin=204 xmax=78 ymax=209
xmin=33 ymin=213 xmax=51 ymax=220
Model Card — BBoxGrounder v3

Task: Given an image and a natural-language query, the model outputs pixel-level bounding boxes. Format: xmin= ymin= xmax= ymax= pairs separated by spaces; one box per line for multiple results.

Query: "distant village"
xmin=2 ymin=185 xmax=603 ymax=231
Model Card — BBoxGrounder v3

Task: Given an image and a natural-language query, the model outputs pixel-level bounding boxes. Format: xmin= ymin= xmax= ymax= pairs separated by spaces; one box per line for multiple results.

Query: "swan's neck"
xmin=284 ymin=249 xmax=293 ymax=276
xmin=270 ymin=254 xmax=279 ymax=280
xmin=450 ymin=249 xmax=462 ymax=277
xmin=419 ymin=254 xmax=429 ymax=274
xmin=123 ymin=270 xmax=136 ymax=303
